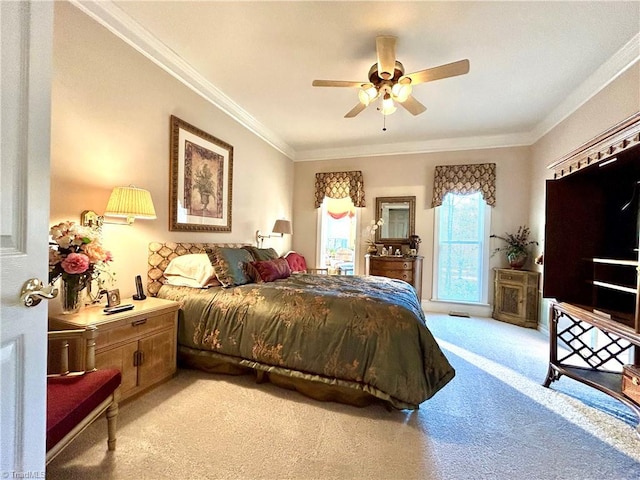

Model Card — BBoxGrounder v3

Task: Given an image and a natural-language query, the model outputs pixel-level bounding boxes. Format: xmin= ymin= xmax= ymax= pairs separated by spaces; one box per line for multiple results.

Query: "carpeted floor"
xmin=46 ymin=314 xmax=640 ymax=479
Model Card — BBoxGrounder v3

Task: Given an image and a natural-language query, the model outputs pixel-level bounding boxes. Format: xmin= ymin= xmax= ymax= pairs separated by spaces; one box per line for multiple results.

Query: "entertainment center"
xmin=543 ymin=112 xmax=640 ymax=433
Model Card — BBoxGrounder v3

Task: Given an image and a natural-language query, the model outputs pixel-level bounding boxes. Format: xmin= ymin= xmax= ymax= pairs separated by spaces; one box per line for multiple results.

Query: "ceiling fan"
xmin=312 ymin=35 xmax=470 ymax=118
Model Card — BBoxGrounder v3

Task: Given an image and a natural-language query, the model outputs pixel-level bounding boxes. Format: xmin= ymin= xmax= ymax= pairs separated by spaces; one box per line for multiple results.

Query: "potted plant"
xmin=490 ymin=225 xmax=538 ymax=269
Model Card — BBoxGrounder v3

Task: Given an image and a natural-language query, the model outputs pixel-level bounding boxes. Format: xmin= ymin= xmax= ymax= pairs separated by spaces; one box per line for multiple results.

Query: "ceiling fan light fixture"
xmin=391 ymin=83 xmax=412 ymax=102
xmin=358 ymin=85 xmax=378 ymax=106
xmin=380 ymin=94 xmax=396 ymax=115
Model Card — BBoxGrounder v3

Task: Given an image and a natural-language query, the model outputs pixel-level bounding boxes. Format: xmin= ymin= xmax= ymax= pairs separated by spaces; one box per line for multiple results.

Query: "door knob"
xmin=20 ymin=278 xmax=59 ymax=307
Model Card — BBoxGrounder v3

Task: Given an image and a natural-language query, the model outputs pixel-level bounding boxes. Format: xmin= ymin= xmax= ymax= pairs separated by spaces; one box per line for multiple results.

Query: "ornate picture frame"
xmin=169 ymin=115 xmax=233 ymax=232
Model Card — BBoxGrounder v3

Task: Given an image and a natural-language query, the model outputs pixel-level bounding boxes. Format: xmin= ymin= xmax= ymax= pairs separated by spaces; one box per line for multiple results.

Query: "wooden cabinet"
xmin=365 ymin=254 xmax=423 ymax=299
xmin=543 ymin=112 xmax=640 ymax=432
xmin=492 ymin=268 xmax=540 ymax=328
xmin=49 ymin=296 xmax=180 ymax=402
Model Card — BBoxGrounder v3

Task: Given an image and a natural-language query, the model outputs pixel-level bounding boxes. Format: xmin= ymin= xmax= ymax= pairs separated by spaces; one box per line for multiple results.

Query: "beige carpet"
xmin=46 ymin=314 xmax=640 ymax=479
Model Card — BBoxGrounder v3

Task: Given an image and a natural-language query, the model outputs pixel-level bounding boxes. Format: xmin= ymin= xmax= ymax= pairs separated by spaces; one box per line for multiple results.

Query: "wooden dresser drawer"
xmin=497 ymin=270 xmax=527 ymax=283
xmin=95 ymin=311 xmax=176 ymax=350
xmin=365 ymin=255 xmax=423 ymax=299
xmin=374 ymin=261 xmax=412 ymax=271
xmin=371 ymin=268 xmax=413 ymax=282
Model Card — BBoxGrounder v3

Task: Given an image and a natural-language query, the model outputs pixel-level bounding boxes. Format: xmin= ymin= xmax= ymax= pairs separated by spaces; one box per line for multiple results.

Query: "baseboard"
xmin=422 ymin=299 xmax=492 ymax=318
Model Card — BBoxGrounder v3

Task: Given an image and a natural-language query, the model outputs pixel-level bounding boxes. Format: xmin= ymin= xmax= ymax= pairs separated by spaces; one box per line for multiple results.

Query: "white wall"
xmin=293 ymin=146 xmax=534 ymax=313
xmin=50 ymin=3 xmax=293 ymax=310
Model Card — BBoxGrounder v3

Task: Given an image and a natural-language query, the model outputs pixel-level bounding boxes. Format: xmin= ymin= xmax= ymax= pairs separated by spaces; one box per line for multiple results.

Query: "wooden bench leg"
xmin=106 ymin=390 xmax=120 ymax=451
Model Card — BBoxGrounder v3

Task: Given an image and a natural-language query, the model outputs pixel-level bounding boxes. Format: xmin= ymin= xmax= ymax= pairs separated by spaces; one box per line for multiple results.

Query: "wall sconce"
xmin=81 ymin=185 xmax=157 ymax=229
xmin=256 ymin=219 xmax=292 ymax=247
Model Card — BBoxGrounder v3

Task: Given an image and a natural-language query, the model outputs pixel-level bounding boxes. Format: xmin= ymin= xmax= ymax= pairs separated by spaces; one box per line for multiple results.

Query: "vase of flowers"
xmin=363 ymin=218 xmax=384 ymax=254
xmin=490 ymin=225 xmax=538 ymax=269
xmin=49 ymin=221 xmax=113 ymax=314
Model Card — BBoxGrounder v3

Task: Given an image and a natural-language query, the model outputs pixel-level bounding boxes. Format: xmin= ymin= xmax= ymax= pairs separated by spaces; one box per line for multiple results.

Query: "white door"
xmin=1 ymin=0 xmax=53 ymax=474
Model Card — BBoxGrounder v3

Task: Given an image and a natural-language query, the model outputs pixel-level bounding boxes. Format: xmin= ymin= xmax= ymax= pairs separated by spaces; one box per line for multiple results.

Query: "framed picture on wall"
xmin=169 ymin=115 xmax=233 ymax=232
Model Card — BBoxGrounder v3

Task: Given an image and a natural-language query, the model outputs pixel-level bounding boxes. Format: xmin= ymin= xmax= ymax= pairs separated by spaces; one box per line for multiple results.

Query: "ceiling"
xmin=76 ymin=1 xmax=639 ymax=161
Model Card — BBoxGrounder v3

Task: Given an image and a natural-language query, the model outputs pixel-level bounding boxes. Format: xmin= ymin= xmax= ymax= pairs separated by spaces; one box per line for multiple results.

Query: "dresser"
xmin=492 ymin=268 xmax=540 ymax=328
xmin=365 ymin=254 xmax=423 ymax=299
xmin=49 ymin=296 xmax=180 ymax=402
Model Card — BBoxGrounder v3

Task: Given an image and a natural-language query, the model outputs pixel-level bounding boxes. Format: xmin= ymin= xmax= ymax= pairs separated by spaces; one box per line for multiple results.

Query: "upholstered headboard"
xmin=147 ymin=242 xmax=250 ymax=296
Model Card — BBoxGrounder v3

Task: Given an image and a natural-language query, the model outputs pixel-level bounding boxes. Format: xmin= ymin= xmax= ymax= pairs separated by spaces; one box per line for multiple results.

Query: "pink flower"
xmin=61 ymin=253 xmax=90 ymax=274
xmin=82 ymin=243 xmax=109 ymax=263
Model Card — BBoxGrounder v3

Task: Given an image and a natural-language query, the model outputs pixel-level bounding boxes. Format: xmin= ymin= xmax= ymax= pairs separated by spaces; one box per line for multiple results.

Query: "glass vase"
xmin=60 ymin=276 xmax=85 ymax=314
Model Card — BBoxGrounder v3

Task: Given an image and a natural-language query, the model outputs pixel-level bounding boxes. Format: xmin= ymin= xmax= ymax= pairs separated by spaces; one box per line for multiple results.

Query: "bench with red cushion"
xmin=46 ymin=368 xmax=121 ymax=453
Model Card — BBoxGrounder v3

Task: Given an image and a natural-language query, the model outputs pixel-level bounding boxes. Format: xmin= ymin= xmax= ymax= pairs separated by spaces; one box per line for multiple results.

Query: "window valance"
xmin=314 ymin=171 xmax=365 ymax=208
xmin=431 ymin=163 xmax=496 ymax=208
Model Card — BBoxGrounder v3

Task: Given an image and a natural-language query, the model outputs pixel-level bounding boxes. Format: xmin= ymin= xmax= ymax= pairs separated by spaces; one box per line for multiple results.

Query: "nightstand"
xmin=49 ymin=296 xmax=180 ymax=402
xmin=492 ymin=268 xmax=540 ymax=328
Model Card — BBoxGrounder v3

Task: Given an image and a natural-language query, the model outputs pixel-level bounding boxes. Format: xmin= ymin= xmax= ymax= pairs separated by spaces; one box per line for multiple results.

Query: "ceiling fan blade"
xmin=376 ymin=35 xmax=397 ymax=80
xmin=399 ymin=95 xmax=427 ymax=116
xmin=405 ymin=59 xmax=470 ymax=85
xmin=312 ymin=80 xmax=366 ymax=88
xmin=344 ymin=103 xmax=367 ymax=118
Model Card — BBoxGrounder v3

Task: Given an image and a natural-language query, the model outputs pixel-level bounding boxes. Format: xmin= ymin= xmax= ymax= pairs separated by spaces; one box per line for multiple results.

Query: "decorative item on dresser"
xmin=365 ymin=254 xmax=423 ymax=300
xmin=492 ymin=268 xmax=540 ymax=328
xmin=490 ymin=225 xmax=538 ymax=270
xmin=542 ymin=112 xmax=640 ymax=433
xmin=48 ymin=296 xmax=180 ymax=402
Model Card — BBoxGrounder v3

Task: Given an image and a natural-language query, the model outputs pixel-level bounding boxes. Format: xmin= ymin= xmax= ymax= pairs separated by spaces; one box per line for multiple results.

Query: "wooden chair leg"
xmin=106 ymin=391 xmax=120 ymax=451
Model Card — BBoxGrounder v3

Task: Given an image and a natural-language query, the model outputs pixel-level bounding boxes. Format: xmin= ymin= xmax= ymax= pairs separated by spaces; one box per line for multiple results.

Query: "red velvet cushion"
xmin=46 ymin=369 xmax=121 ymax=451
xmin=283 ymin=252 xmax=307 ymax=273
xmin=250 ymin=258 xmax=291 ymax=282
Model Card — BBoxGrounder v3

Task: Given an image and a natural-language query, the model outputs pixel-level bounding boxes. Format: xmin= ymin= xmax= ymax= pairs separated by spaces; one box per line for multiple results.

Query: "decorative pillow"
xmin=164 ymin=254 xmax=218 ymax=287
xmin=249 ymin=258 xmax=291 ymax=283
xmin=242 ymin=246 xmax=279 ymax=262
xmin=283 ymin=251 xmax=308 ymax=273
xmin=206 ymin=247 xmax=254 ymax=287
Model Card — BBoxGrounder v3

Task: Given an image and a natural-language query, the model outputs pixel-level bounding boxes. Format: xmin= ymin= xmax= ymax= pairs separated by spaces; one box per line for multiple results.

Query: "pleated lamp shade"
xmin=104 ymin=186 xmax=157 ymax=224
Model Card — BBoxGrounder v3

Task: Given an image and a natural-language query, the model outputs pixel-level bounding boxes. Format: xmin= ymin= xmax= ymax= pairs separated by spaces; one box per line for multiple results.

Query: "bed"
xmin=148 ymin=242 xmax=455 ymax=409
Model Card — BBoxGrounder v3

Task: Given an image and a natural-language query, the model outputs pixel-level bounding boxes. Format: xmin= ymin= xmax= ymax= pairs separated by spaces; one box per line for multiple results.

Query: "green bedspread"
xmin=157 ymin=274 xmax=455 ymax=409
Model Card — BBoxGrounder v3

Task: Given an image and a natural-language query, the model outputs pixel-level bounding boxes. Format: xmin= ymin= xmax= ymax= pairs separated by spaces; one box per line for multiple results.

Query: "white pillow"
xmin=164 ymin=254 xmax=216 ymax=287
xmin=165 ymin=274 xmax=219 ymax=289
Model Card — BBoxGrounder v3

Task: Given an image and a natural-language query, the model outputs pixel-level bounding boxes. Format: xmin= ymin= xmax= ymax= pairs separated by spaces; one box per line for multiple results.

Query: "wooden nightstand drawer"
xmin=95 ymin=311 xmax=176 ymax=349
xmin=49 ymin=296 xmax=179 ymax=402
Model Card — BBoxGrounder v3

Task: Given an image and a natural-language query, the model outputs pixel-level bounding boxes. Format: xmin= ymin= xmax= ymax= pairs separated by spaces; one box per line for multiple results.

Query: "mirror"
xmin=375 ymin=196 xmax=416 ymax=244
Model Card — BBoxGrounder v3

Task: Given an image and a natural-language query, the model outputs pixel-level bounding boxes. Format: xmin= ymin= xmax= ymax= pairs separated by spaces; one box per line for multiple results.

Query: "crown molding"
xmin=530 ymin=33 xmax=640 ymax=142
xmin=294 ymin=131 xmax=535 ymax=162
xmin=70 ymin=0 xmax=296 ymax=159
xmin=70 ymin=1 xmax=637 ymax=163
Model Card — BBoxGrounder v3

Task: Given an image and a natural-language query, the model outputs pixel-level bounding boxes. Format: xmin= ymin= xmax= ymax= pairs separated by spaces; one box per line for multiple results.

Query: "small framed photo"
xmin=107 ymin=289 xmax=121 ymax=308
xmin=169 ymin=115 xmax=233 ymax=232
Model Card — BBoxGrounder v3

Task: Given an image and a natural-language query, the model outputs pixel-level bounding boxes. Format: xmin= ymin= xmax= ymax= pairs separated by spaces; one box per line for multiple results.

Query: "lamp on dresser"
xmin=256 ymin=219 xmax=292 ymax=247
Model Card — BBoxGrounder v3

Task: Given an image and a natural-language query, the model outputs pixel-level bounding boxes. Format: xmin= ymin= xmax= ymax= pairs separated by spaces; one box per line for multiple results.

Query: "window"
xmin=317 ymin=197 xmax=357 ymax=275
xmin=433 ymin=192 xmax=491 ymax=304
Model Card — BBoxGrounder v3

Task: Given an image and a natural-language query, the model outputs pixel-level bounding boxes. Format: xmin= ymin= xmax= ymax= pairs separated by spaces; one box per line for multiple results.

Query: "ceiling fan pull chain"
xmin=382 ymin=114 xmax=387 ymax=132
